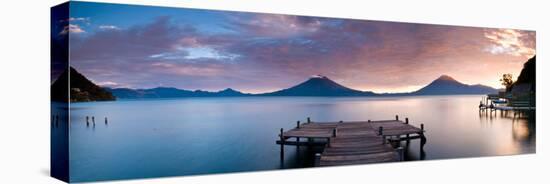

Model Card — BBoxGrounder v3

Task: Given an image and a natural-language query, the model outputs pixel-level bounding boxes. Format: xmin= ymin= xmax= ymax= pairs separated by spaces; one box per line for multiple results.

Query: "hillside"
xmin=51 ymin=67 xmax=116 ymax=102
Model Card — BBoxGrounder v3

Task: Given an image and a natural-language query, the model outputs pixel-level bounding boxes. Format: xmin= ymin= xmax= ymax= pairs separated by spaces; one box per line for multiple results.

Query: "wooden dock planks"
xmin=277 ymin=118 xmax=425 ymax=167
xmin=319 ymin=121 xmax=400 ymax=166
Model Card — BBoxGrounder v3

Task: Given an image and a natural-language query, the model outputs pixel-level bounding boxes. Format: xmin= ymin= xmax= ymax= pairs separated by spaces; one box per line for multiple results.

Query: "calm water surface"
xmin=64 ymin=95 xmax=535 ymax=182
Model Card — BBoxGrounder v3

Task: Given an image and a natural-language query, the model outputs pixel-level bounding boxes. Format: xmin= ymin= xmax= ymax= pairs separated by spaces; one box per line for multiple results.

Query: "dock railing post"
xmin=397 ymin=147 xmax=404 ymax=161
xmin=307 ymin=117 xmax=311 ymax=123
xmin=296 ymin=121 xmax=301 ymax=148
xmin=333 ymin=128 xmax=337 ymax=137
xmin=405 ymin=118 xmax=410 ymax=141
xmin=314 ymin=153 xmax=322 ymax=166
xmin=280 ymin=128 xmax=284 ymax=161
xmin=396 ymin=115 xmax=399 ymax=121
xmin=420 ymin=124 xmax=426 ymax=152
xmin=379 ymin=126 xmax=385 ymax=144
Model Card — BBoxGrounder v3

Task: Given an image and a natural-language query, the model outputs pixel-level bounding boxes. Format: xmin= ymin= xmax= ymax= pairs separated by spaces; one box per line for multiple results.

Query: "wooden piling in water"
xmin=105 ymin=117 xmax=108 ymax=124
xmin=395 ymin=115 xmax=399 ymax=120
xmin=314 ymin=153 xmax=321 ymax=166
xmin=296 ymin=121 xmax=301 ymax=148
xmin=280 ymin=128 xmax=284 ymax=160
xmin=420 ymin=123 xmax=426 ymax=151
xmin=327 ymin=128 xmax=337 ymax=148
xmin=397 ymin=147 xmax=404 ymax=161
xmin=378 ymin=126 xmax=385 ymax=144
xmin=406 ymin=118 xmax=410 ymax=140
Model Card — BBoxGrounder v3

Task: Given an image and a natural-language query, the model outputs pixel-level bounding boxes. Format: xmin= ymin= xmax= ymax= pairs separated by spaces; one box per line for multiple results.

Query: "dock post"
xmin=314 ymin=153 xmax=322 ymax=166
xmin=379 ymin=126 xmax=385 ymax=144
xmin=86 ymin=116 xmax=89 ymax=126
xmin=330 ymin=128 xmax=337 ymax=149
xmin=296 ymin=121 xmax=301 ymax=148
xmin=280 ymin=128 xmax=284 ymax=161
xmin=92 ymin=116 xmax=95 ymax=125
xmin=405 ymin=118 xmax=410 ymax=142
xmin=397 ymin=147 xmax=404 ymax=161
xmin=307 ymin=117 xmax=311 ymax=123
xmin=105 ymin=117 xmax=108 ymax=124
xmin=396 ymin=115 xmax=399 ymax=121
xmin=420 ymin=123 xmax=426 ymax=152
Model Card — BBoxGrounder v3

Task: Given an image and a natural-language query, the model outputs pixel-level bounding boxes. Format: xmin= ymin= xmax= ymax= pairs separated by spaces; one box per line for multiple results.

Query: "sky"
xmin=58 ymin=1 xmax=536 ymax=93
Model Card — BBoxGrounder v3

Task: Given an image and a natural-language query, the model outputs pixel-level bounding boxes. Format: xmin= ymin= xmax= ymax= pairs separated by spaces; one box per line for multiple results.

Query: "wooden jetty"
xmin=479 ymin=94 xmax=535 ymax=118
xmin=276 ymin=116 xmax=426 ymax=167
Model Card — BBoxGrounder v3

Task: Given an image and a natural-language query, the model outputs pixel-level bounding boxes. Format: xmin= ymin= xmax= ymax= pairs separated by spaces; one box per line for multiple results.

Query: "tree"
xmin=500 ymin=74 xmax=514 ymax=92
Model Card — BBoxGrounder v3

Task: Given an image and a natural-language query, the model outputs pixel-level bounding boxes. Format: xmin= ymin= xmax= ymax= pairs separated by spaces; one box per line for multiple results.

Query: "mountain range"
xmin=54 ymin=67 xmax=500 ymax=102
xmin=106 ymin=87 xmax=248 ymax=99
xmin=106 ymin=74 xmax=496 ymax=99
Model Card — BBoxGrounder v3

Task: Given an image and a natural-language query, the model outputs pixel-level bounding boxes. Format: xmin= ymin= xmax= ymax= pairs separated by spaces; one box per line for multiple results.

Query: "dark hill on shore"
xmin=51 ymin=67 xmax=116 ymax=102
xmin=513 ymin=55 xmax=535 ymax=92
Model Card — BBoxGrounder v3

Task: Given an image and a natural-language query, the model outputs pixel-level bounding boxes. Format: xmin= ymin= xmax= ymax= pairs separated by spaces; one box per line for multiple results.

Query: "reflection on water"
xmin=51 ymin=102 xmax=69 ymax=181
xmin=477 ymin=109 xmax=535 ymax=155
xmin=67 ymin=95 xmax=535 ymax=182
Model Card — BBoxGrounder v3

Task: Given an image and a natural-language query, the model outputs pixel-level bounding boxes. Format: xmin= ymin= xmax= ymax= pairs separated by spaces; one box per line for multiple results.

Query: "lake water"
xmin=63 ymin=95 xmax=535 ymax=182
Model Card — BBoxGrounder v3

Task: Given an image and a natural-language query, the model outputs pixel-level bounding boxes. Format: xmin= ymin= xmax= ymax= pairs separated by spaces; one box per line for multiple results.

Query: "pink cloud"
xmin=59 ymin=24 xmax=85 ymax=35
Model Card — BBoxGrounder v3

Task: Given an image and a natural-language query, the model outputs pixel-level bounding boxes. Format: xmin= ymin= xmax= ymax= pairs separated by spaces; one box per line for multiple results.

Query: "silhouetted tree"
xmin=500 ymin=74 xmax=514 ymax=92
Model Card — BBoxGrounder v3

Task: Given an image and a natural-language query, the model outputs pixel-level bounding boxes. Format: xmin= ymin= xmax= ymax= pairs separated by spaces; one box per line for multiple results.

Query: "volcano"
xmin=261 ymin=75 xmax=375 ymax=96
xmin=412 ymin=75 xmax=497 ymax=95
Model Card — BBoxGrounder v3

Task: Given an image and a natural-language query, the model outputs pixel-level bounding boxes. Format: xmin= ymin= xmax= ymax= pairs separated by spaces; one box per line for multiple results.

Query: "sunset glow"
xmin=59 ymin=2 xmax=536 ymax=93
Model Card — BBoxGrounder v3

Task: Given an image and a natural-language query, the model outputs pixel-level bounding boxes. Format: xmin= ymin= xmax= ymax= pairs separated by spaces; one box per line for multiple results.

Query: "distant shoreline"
xmin=69 ymin=94 xmax=489 ymax=103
